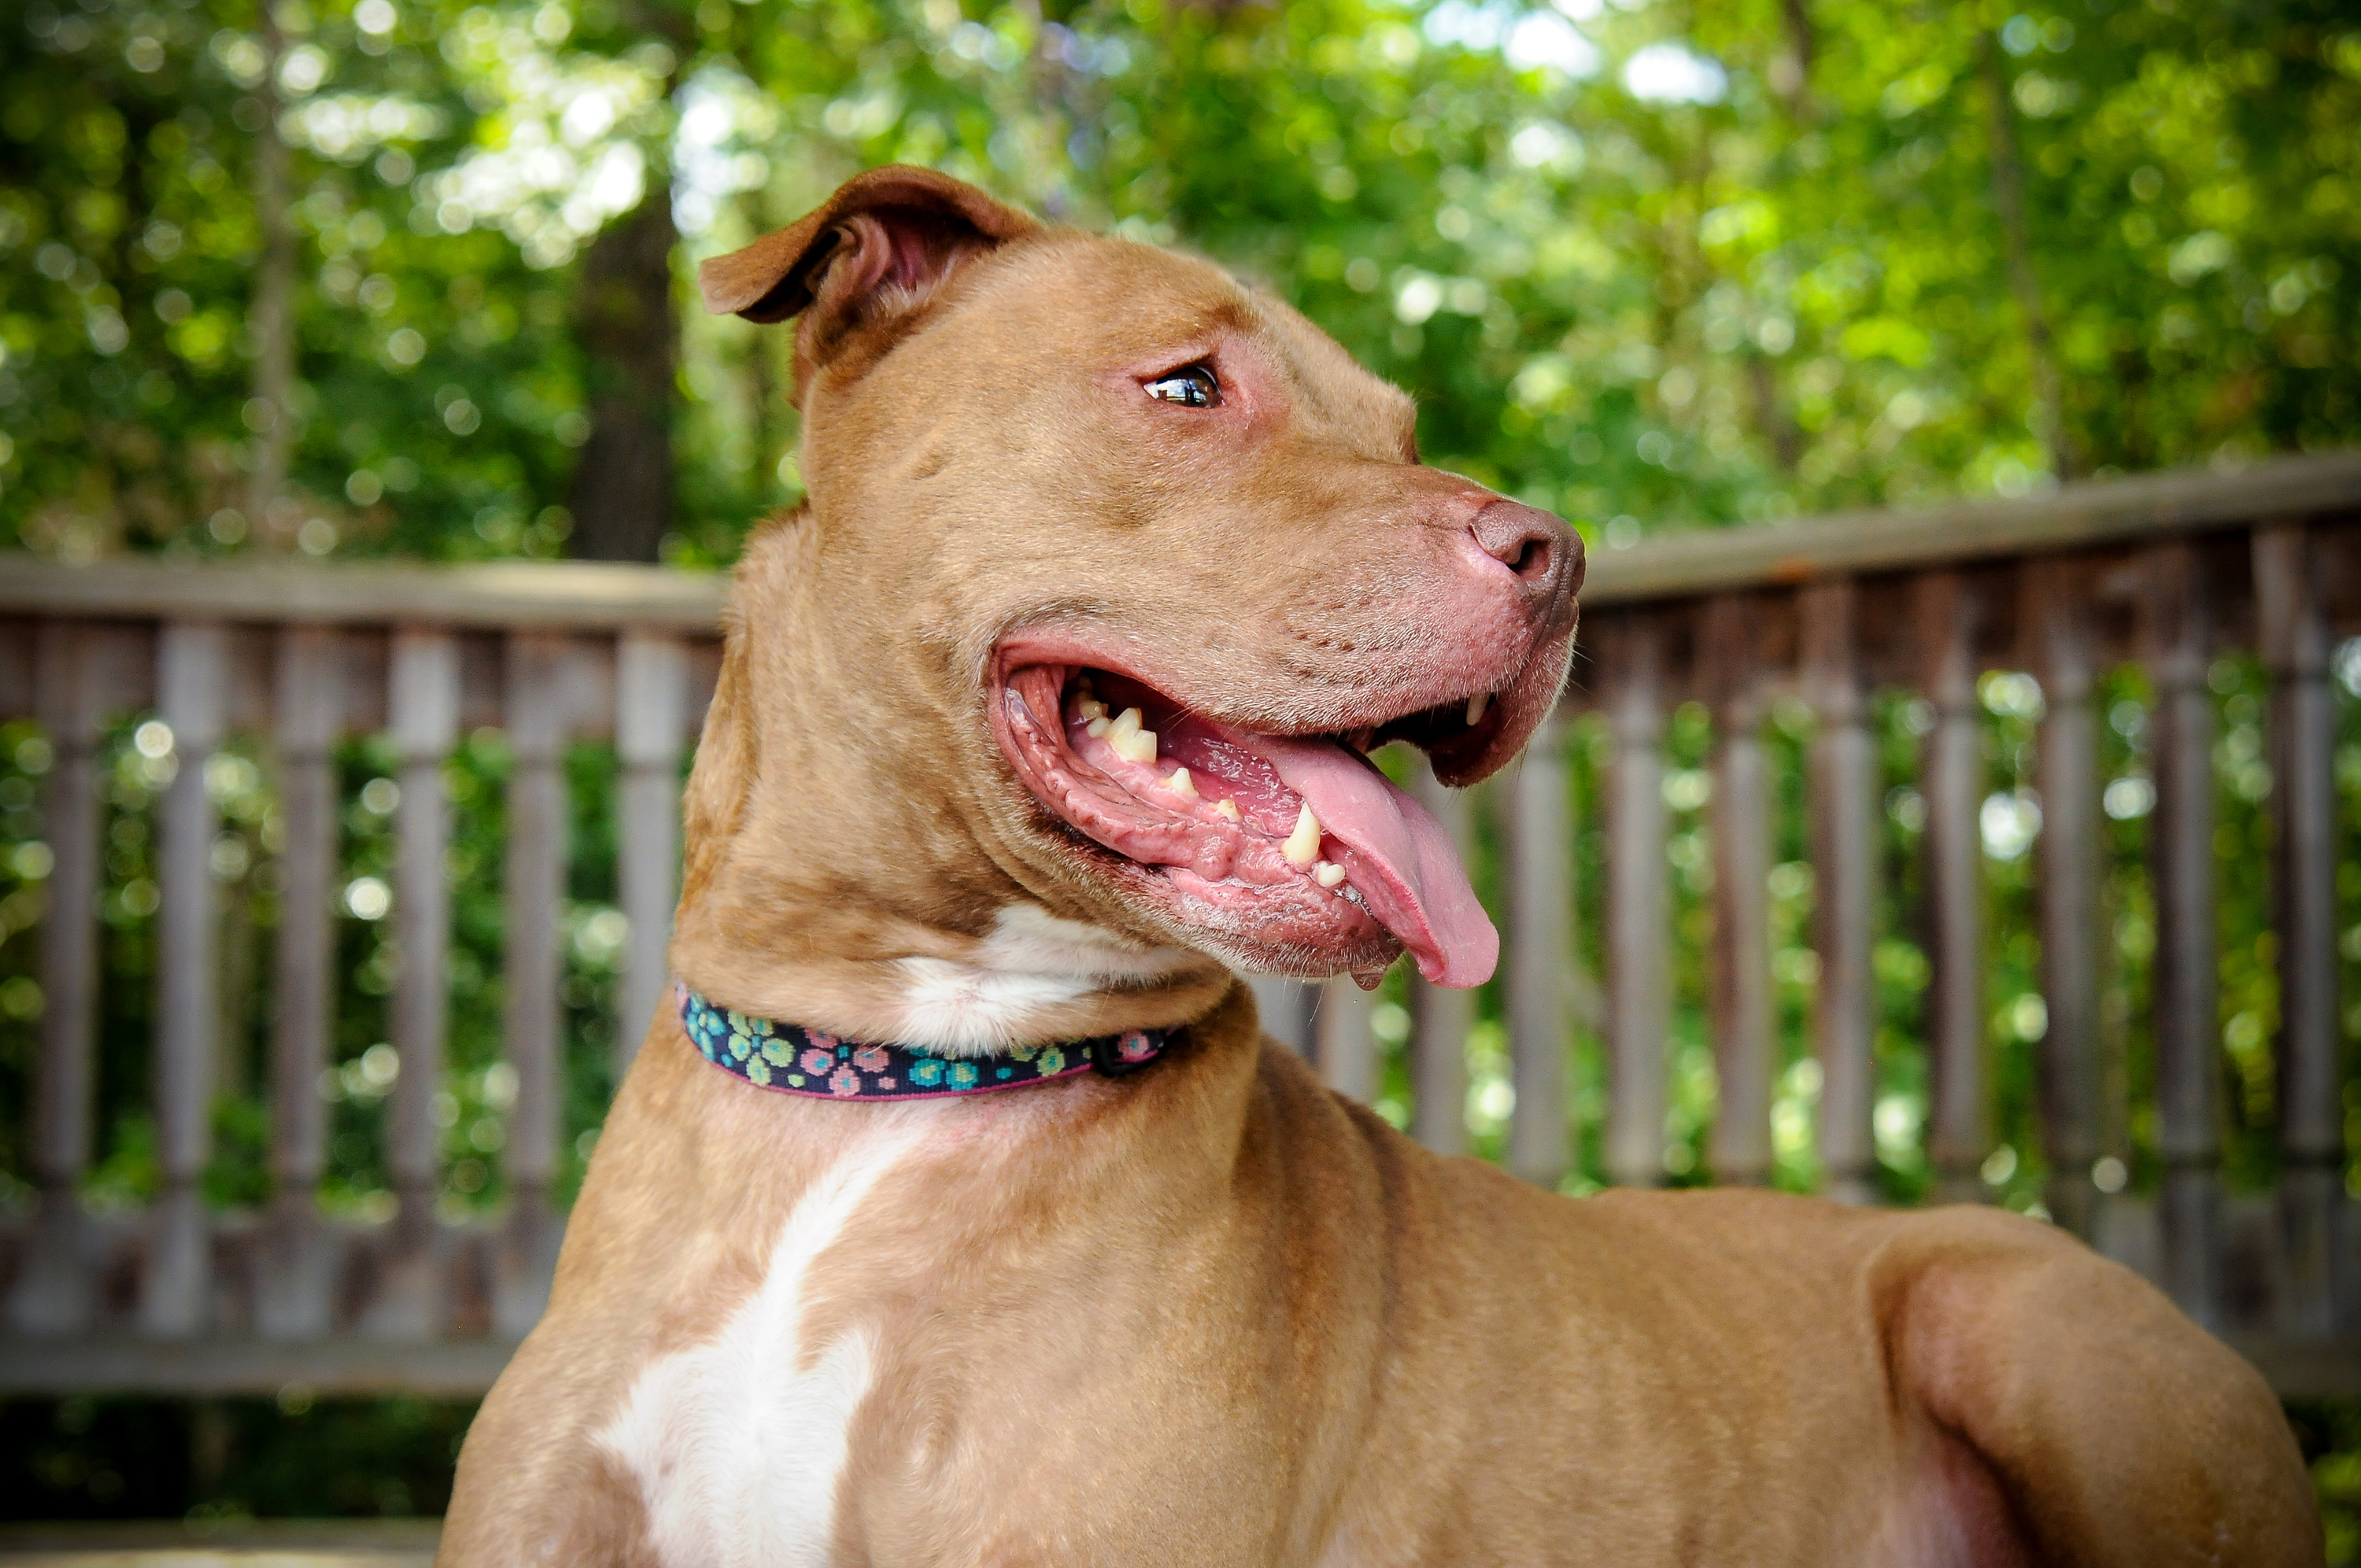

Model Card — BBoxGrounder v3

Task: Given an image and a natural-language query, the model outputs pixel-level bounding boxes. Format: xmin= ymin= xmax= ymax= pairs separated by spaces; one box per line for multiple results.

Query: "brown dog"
xmin=439 ymin=167 xmax=2319 ymax=1566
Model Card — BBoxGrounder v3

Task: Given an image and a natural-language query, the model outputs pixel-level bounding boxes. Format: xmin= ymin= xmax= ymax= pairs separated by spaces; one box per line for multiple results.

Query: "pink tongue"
xmin=1252 ymin=735 xmax=1498 ymax=988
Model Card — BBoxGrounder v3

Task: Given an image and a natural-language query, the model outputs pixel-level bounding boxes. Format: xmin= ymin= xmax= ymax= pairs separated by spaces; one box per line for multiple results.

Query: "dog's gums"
xmin=995 ymin=661 xmax=1500 ymax=989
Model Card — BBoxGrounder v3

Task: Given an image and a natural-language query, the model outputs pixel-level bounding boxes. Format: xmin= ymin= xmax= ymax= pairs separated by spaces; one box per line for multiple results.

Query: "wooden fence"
xmin=1 ymin=449 xmax=2357 ymax=1398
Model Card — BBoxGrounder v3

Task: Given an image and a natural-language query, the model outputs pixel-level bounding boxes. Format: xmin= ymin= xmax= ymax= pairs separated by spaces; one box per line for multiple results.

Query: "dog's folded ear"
xmin=696 ymin=166 xmax=1034 ymax=355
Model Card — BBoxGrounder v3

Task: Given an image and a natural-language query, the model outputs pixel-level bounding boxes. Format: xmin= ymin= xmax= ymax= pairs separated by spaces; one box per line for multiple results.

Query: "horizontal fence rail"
xmin=1 ymin=448 xmax=2358 ymax=1399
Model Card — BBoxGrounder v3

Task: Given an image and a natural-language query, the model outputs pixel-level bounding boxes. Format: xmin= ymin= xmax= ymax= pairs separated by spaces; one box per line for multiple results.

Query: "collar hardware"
xmin=678 ymin=986 xmax=1177 ymax=1101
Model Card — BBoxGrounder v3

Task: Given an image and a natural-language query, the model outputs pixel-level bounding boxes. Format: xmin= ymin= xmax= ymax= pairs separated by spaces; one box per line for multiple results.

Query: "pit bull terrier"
xmin=439 ymin=166 xmax=2319 ymax=1566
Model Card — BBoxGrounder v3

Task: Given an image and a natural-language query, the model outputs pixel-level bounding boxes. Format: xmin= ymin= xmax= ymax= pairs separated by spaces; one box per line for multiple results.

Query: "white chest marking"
xmin=597 ymin=1133 xmax=919 ymax=1568
xmin=886 ymin=903 xmax=1199 ymax=1053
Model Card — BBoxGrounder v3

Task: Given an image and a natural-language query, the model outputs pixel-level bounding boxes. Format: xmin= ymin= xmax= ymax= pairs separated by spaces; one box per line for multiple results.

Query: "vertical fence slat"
xmin=2144 ymin=542 xmax=2221 ymax=1326
xmin=1409 ymin=759 xmax=1470 ymax=1157
xmin=614 ymin=632 xmax=689 ymax=1077
xmin=259 ymin=626 xmax=342 ymax=1340
xmin=9 ymin=624 xmax=108 ymax=1334
xmin=1247 ymin=976 xmax=1313 ymax=1057
xmin=368 ymin=629 xmax=458 ymax=1339
xmin=1604 ymin=614 xmax=1670 ymax=1189
xmin=497 ymin=635 xmax=567 ymax=1336
xmin=2256 ymin=522 xmax=2344 ymax=1335
xmin=142 ymin=622 xmax=230 ymax=1337
xmin=2030 ymin=563 xmax=2104 ymax=1239
xmin=1918 ymin=574 xmax=1988 ymax=1204
xmin=1314 ymin=977 xmax=1378 ymax=1105
xmin=1704 ymin=596 xmax=1774 ymax=1187
xmin=1801 ymin=581 xmax=1878 ymax=1205
xmin=1506 ymin=710 xmax=1573 ymax=1188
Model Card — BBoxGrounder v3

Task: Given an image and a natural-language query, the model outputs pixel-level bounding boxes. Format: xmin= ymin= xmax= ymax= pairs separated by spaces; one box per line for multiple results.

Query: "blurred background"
xmin=4 ymin=0 xmax=2356 ymax=566
xmin=3 ymin=0 xmax=2361 ymax=1547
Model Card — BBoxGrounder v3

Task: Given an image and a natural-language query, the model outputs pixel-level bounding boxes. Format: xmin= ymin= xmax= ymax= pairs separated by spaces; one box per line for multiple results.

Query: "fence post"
xmin=2256 ymin=522 xmax=2344 ymax=1336
xmin=1602 ymin=612 xmax=1670 ymax=1189
xmin=1506 ymin=709 xmax=1573 ymax=1188
xmin=1703 ymin=596 xmax=1774 ymax=1188
xmin=258 ymin=626 xmax=343 ymax=1339
xmin=140 ymin=623 xmax=230 ymax=1338
xmin=615 ymin=633 xmax=689 ymax=1078
xmin=2029 ymin=562 xmax=2103 ymax=1240
xmin=367 ymin=629 xmax=458 ymax=1340
xmin=1801 ymin=581 xmax=1878 ymax=1205
xmin=497 ymin=634 xmax=568 ymax=1337
xmin=1917 ymin=573 xmax=1988 ymax=1205
xmin=1409 ymin=758 xmax=1470 ymax=1157
xmin=1315 ymin=977 xmax=1378 ymax=1105
xmin=2143 ymin=542 xmax=2221 ymax=1327
xmin=9 ymin=624 xmax=109 ymax=1334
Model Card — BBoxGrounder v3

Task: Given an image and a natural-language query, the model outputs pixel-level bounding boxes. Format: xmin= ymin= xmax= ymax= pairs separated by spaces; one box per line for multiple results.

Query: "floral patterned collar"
xmin=677 ymin=986 xmax=1177 ymax=1101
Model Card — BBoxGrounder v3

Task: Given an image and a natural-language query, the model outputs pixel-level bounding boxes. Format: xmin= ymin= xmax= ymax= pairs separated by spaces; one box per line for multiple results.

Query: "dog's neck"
xmin=660 ymin=521 xmax=1241 ymax=1054
xmin=678 ymin=901 xmax=1231 ymax=1057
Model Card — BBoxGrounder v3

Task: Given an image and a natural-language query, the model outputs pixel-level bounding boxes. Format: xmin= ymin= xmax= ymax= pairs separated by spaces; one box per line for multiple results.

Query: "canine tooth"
xmin=1314 ymin=860 xmax=1347 ymax=888
xmin=1281 ymin=802 xmax=1321 ymax=869
xmin=1465 ymin=692 xmax=1491 ymax=725
xmin=1166 ymin=767 xmax=1199 ymax=798
xmin=1213 ymin=799 xmax=1241 ymax=822
xmin=1086 ymin=716 xmax=1111 ymax=738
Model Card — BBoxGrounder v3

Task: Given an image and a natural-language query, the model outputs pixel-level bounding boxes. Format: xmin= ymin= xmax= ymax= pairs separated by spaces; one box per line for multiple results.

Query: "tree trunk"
xmin=567 ymin=189 xmax=678 ymax=563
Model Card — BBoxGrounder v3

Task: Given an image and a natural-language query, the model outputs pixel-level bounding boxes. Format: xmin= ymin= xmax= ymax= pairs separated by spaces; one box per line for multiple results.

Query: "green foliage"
xmin=5 ymin=0 xmax=2360 ymax=561
xmin=0 ymin=1393 xmax=475 ymax=1518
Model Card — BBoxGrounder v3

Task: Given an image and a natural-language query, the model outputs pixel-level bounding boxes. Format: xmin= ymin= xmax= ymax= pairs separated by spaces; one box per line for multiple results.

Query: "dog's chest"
xmin=593 ymin=1135 xmax=918 ymax=1568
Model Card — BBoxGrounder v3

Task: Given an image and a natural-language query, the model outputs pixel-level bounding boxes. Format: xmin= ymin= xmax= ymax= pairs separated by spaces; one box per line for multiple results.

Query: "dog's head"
xmin=674 ymin=167 xmax=1580 ymax=1035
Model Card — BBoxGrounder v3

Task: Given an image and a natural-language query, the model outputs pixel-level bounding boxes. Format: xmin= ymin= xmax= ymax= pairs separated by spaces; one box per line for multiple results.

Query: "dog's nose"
xmin=1470 ymin=499 xmax=1583 ymax=609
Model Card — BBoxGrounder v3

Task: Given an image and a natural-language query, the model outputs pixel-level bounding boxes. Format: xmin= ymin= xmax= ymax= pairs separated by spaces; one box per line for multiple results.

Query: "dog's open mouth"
xmin=994 ymin=662 xmax=1501 ymax=989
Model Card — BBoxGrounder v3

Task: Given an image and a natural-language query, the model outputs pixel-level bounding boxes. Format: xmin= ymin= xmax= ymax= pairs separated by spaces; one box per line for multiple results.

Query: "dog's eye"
xmin=1144 ymin=365 xmax=1219 ymax=408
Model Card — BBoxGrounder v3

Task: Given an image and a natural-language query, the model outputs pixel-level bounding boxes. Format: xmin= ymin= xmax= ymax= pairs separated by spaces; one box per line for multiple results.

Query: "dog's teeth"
xmin=1086 ymin=715 xmax=1111 ymax=738
xmin=1213 ymin=799 xmax=1241 ymax=822
xmin=1166 ymin=767 xmax=1198 ymax=799
xmin=1072 ymin=697 xmax=1107 ymax=721
xmin=1281 ymin=802 xmax=1322 ymax=869
xmin=1314 ymin=860 xmax=1347 ymax=888
xmin=1105 ymin=707 xmax=1158 ymax=764
xmin=1465 ymin=692 xmax=1491 ymax=725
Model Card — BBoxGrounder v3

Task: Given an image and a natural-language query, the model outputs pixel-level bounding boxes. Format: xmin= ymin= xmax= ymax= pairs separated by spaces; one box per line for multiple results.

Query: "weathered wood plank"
xmin=1918 ymin=573 xmax=1988 ymax=1205
xmin=496 ymin=635 xmax=568 ymax=1337
xmin=1246 ymin=977 xmax=1312 ymax=1057
xmin=1314 ymin=977 xmax=1378 ymax=1105
xmin=1409 ymin=760 xmax=1471 ymax=1157
xmin=2144 ymin=542 xmax=2222 ymax=1327
xmin=1602 ymin=612 xmax=1671 ymax=1189
xmin=1801 ymin=581 xmax=1878 ymax=1205
xmin=8 ymin=624 xmax=111 ymax=1334
xmin=368 ymin=630 xmax=459 ymax=1341
xmin=1575 ymin=449 xmax=2361 ymax=604
xmin=0 ymin=555 xmax=729 ymax=632
xmin=1506 ymin=712 xmax=1573 ymax=1188
xmin=2256 ymin=522 xmax=2344 ymax=1335
xmin=141 ymin=622 xmax=230 ymax=1338
xmin=2028 ymin=562 xmax=2104 ymax=1239
xmin=614 ymin=632 xmax=690 ymax=1075
xmin=257 ymin=626 xmax=344 ymax=1341
xmin=1702 ymin=596 xmax=1775 ymax=1186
